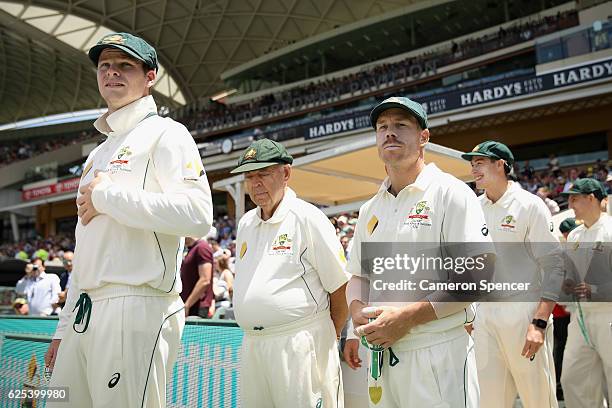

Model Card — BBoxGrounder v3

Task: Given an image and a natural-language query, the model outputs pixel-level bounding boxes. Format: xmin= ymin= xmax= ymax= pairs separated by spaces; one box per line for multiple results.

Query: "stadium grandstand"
xmin=0 ymin=0 xmax=611 ymax=406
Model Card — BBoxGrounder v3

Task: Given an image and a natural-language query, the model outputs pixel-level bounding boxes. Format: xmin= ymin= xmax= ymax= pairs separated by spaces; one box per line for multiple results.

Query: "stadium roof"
xmin=0 ymin=0 xmax=427 ymax=126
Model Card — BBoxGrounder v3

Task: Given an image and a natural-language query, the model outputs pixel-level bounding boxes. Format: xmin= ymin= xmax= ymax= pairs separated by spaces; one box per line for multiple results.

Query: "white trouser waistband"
xmin=391 ymin=324 xmax=466 ymax=352
xmin=85 ymin=283 xmax=177 ymax=302
xmin=243 ymin=310 xmax=331 ymax=338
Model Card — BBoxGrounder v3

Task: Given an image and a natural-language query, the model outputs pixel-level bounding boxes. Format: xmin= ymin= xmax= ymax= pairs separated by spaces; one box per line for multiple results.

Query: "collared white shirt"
xmin=479 ymin=181 xmax=562 ymax=300
xmin=54 ymin=95 xmax=213 ymax=340
xmin=17 ymin=272 xmax=61 ymax=316
xmin=347 ymin=163 xmax=494 ymax=333
xmin=566 ymin=214 xmax=612 ymax=297
xmin=233 ymin=188 xmax=349 ymax=329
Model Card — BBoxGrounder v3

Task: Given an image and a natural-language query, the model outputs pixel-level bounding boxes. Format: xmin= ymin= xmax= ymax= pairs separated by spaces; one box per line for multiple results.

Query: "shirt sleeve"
xmin=196 ymin=243 xmax=213 ymax=266
xmin=50 ymin=275 xmax=61 ymax=304
xmin=15 ymin=278 xmax=27 ymax=295
xmin=91 ymin=120 xmax=213 ymax=238
xmin=442 ymin=183 xmax=495 ymax=252
xmin=305 ymin=208 xmax=350 ymax=294
xmin=346 ymin=206 xmax=368 ymax=277
xmin=53 ymin=269 xmax=80 ymax=340
xmin=527 ymin=199 xmax=564 ymax=302
xmin=428 ymin=183 xmax=496 ymax=319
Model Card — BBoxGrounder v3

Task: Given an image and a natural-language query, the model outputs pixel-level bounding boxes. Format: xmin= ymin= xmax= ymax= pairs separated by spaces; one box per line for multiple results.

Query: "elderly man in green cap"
xmin=231 ymin=138 xmax=349 ymax=408
xmin=559 ymin=178 xmax=612 ymax=408
xmin=345 ymin=97 xmax=495 ymax=407
xmin=44 ymin=32 xmax=213 ymax=407
xmin=462 ymin=140 xmax=563 ymax=408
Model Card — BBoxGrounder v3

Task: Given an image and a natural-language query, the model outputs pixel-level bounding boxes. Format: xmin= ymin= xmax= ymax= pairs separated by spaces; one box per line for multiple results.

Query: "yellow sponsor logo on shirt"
xmin=367 ymin=215 xmax=379 ymax=236
xmin=82 ymin=161 xmax=93 ymax=179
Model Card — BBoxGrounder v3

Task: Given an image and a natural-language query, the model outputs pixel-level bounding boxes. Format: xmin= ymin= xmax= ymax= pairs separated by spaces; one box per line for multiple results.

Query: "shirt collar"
xmin=33 ymin=272 xmax=46 ymax=281
xmin=94 ymin=95 xmax=157 ymax=137
xmin=482 ymin=181 xmax=521 ymax=207
xmin=586 ymin=213 xmax=608 ymax=231
xmin=378 ymin=163 xmax=440 ymax=197
xmin=256 ymin=187 xmax=296 ymax=224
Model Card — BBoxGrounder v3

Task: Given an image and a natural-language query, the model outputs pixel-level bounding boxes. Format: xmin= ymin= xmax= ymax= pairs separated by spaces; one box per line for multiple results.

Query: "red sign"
xmin=22 ymin=178 xmax=80 ymax=201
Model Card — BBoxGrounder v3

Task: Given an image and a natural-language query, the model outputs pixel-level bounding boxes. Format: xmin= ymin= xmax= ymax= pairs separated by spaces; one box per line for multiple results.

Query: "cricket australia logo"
xmin=499 ymin=214 xmax=517 ymax=232
xmin=117 ymin=146 xmax=132 ymax=160
xmin=405 ymin=200 xmax=432 ymax=228
xmin=269 ymin=233 xmax=293 ymax=255
xmin=109 ymin=146 xmax=133 ymax=173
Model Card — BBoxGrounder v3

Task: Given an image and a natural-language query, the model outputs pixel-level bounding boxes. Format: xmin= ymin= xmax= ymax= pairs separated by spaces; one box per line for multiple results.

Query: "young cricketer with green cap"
xmin=44 ymin=32 xmax=213 ymax=407
xmin=231 ymin=138 xmax=350 ymax=407
xmin=462 ymin=141 xmax=563 ymax=408
xmin=559 ymin=178 xmax=612 ymax=408
xmin=345 ymin=97 xmax=495 ymax=407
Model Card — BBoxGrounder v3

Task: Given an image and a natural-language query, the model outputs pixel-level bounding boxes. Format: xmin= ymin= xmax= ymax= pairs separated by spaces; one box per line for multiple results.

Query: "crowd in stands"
xmin=0 ymin=234 xmax=75 ymax=264
xmin=511 ymin=157 xmax=612 ymax=214
xmin=0 ymin=130 xmax=100 ymax=168
xmin=177 ymin=10 xmax=578 ymax=133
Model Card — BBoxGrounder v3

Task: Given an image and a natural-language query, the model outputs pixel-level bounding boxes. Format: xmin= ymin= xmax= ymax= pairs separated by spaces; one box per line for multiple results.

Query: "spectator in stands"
xmin=12 ymin=298 xmax=29 ymax=315
xmin=15 ymin=258 xmax=61 ymax=316
xmin=15 ymin=248 xmax=28 ymax=260
xmin=33 ymin=247 xmax=49 ymax=262
xmin=525 ymin=174 xmax=540 ymax=194
xmin=521 ymin=160 xmax=535 ymax=179
xmin=175 ymin=10 xmax=577 ymax=134
xmin=554 ymin=176 xmax=566 ymax=197
xmin=58 ymin=251 xmax=73 ymax=307
xmin=212 ymin=253 xmax=234 ymax=310
xmin=0 ymin=130 xmax=100 ymax=168
xmin=340 ymin=235 xmax=350 ymax=258
xmin=180 ymin=237 xmax=214 ymax=318
xmin=537 ymin=186 xmax=560 ymax=214
xmin=596 ymin=168 xmax=608 ymax=183
xmin=548 ymin=154 xmax=560 ymax=175
xmin=563 ymin=168 xmax=579 ymax=192
xmin=208 ymin=239 xmax=223 ymax=258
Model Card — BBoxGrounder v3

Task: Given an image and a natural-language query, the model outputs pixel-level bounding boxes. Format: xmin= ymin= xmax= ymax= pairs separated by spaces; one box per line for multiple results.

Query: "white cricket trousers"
xmin=561 ymin=306 xmax=612 ymax=408
xmin=47 ymin=284 xmax=185 ymax=408
xmin=473 ymin=302 xmax=557 ymax=408
xmin=239 ymin=310 xmax=343 ymax=408
xmin=366 ymin=324 xmax=479 ymax=408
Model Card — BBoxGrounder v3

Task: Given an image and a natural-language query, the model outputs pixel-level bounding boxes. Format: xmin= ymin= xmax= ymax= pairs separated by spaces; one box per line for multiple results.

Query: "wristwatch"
xmin=532 ymin=318 xmax=547 ymax=330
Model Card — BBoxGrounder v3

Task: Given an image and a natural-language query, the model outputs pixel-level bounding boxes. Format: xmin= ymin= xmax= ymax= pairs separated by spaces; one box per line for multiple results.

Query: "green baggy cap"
xmin=461 ymin=140 xmax=515 ymax=166
xmin=231 ymin=138 xmax=293 ymax=174
xmin=88 ymin=32 xmax=158 ymax=72
xmin=560 ymin=178 xmax=607 ymax=201
xmin=370 ymin=97 xmax=428 ymax=130
xmin=559 ymin=218 xmax=579 ymax=234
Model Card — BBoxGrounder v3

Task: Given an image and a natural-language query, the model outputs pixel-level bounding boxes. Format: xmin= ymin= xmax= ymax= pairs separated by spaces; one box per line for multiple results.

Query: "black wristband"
xmin=532 ymin=318 xmax=547 ymax=330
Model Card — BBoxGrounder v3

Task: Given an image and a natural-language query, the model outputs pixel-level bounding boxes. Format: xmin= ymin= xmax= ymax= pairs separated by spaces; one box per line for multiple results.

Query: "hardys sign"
xmin=306 ymin=114 xmax=370 ymax=139
xmin=421 ymin=56 xmax=612 ymax=114
xmin=302 ymin=57 xmax=612 ymax=140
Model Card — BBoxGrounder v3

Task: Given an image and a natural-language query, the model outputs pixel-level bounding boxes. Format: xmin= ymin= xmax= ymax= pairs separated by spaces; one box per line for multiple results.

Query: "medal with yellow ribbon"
xmin=361 ymin=318 xmax=384 ymax=404
xmin=359 ymin=316 xmax=401 ymax=405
